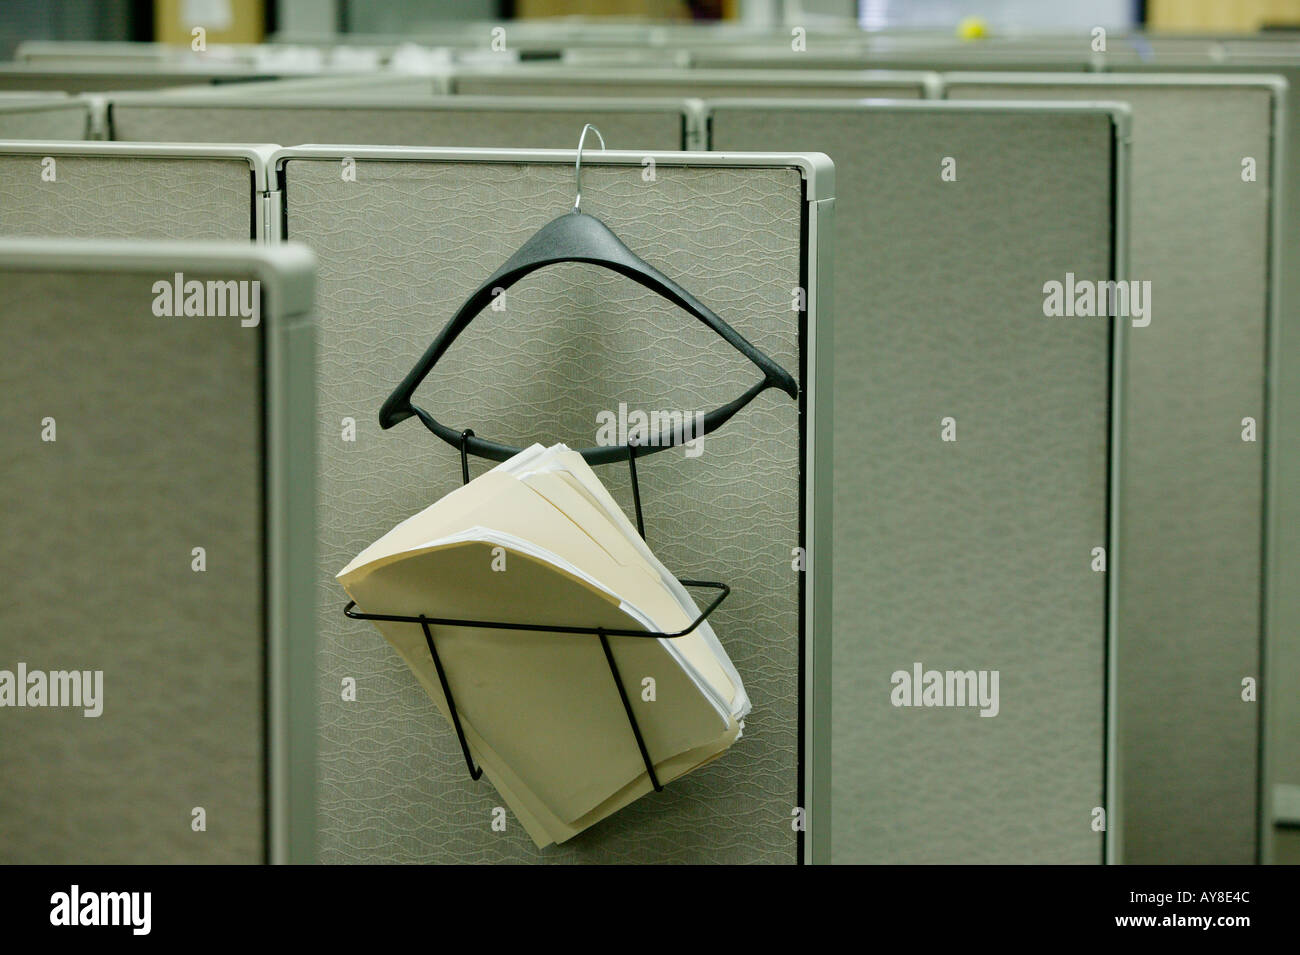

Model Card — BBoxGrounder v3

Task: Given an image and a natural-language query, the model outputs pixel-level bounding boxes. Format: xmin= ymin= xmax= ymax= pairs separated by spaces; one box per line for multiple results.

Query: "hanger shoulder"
xmin=379 ymin=210 xmax=799 ymax=447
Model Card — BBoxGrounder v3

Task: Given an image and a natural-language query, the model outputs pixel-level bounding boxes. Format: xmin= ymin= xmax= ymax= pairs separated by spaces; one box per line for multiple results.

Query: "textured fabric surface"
xmin=111 ymin=103 xmax=685 ymax=149
xmin=1121 ymin=59 xmax=1300 ymax=856
xmin=714 ymin=105 xmax=1115 ymax=864
xmin=0 ymin=103 xmax=88 ymax=139
xmin=950 ymin=81 xmax=1272 ymax=864
xmin=284 ymin=156 xmax=805 ymax=863
xmin=0 ymin=269 xmax=264 ymax=863
xmin=0 ymin=155 xmax=252 ymax=240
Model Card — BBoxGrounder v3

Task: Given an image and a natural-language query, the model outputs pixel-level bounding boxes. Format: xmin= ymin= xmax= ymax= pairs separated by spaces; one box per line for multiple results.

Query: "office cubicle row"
xmin=0 ymin=34 xmax=1291 ymax=866
xmin=14 ymin=28 xmax=1300 ymax=71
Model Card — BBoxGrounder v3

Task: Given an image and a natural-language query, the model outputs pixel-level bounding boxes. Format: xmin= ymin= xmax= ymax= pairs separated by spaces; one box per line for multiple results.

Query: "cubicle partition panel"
xmin=0 ymin=239 xmax=317 ymax=863
xmin=690 ymin=46 xmax=1098 ymax=72
xmin=151 ymin=73 xmax=450 ymax=99
xmin=0 ymin=95 xmax=89 ymax=139
xmin=275 ymin=146 xmax=832 ymax=864
xmin=710 ymin=100 xmax=1126 ymax=864
xmin=450 ymin=66 xmax=938 ymax=99
xmin=13 ymin=39 xmax=226 ymax=66
xmin=0 ymin=142 xmax=273 ymax=241
xmin=108 ymin=96 xmax=698 ymax=150
xmin=1110 ymin=56 xmax=1300 ymax=862
xmin=0 ymin=64 xmax=280 ymax=94
xmin=945 ymin=73 xmax=1282 ymax=865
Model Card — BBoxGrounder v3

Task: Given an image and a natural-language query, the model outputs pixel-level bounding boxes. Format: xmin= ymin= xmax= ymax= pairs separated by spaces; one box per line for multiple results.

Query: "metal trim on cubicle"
xmin=1258 ymin=67 xmax=1289 ymax=868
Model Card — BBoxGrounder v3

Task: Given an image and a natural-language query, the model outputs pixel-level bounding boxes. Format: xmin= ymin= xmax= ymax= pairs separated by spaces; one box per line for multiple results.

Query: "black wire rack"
xmin=343 ymin=429 xmax=731 ymax=793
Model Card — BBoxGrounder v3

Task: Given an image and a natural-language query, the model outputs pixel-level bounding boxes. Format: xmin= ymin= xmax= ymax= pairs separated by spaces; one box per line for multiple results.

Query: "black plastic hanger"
xmin=379 ymin=126 xmax=800 ymax=465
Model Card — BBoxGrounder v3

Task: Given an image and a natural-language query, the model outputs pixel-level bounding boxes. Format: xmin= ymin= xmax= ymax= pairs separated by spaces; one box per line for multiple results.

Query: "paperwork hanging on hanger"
xmin=338 ymin=443 xmax=749 ymax=847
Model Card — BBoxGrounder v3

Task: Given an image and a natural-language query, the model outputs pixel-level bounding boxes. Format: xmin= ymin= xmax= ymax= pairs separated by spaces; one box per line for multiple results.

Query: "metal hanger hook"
xmin=573 ymin=124 xmax=606 ymax=214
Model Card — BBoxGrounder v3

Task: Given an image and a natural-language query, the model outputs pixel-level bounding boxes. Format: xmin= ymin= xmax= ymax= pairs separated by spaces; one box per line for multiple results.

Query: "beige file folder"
xmin=339 ymin=444 xmax=746 ymax=846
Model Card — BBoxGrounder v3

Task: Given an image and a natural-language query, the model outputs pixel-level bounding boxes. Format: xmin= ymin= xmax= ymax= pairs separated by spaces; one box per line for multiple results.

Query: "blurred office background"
xmin=18 ymin=1 xmax=1300 ymax=58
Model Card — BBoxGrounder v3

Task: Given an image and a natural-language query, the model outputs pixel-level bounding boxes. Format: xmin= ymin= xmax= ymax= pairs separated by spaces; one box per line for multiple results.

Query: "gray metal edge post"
xmin=260 ymin=247 xmax=319 ymax=865
xmin=806 ymin=189 xmax=834 ymax=865
xmin=1106 ymin=103 xmax=1134 ymax=867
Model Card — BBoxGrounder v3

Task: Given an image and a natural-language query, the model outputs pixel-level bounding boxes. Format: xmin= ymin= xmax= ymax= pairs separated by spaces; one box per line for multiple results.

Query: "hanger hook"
xmin=574 ymin=124 xmax=606 ymax=214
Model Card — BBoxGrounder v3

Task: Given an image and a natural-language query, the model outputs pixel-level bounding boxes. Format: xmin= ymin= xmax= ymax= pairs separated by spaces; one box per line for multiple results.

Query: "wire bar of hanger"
xmin=573 ymin=123 xmax=605 ymax=213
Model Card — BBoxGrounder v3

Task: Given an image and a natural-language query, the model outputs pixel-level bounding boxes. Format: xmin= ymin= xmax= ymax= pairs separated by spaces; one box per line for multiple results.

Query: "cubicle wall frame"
xmin=1102 ymin=98 xmax=1133 ymax=869
xmin=0 ymin=238 xmax=319 ymax=864
xmin=102 ymin=93 xmax=707 ymax=150
xmin=1259 ymin=72 xmax=1287 ymax=868
xmin=0 ymin=140 xmax=279 ymax=241
xmin=449 ymin=65 xmax=942 ymax=99
xmin=269 ymin=145 xmax=833 ymax=864
xmin=705 ymin=97 xmax=1131 ymax=864
xmin=943 ymin=70 xmax=1284 ymax=865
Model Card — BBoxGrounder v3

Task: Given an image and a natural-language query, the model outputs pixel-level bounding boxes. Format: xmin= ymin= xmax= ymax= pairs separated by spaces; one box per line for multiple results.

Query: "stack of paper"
xmin=338 ymin=443 xmax=749 ymax=847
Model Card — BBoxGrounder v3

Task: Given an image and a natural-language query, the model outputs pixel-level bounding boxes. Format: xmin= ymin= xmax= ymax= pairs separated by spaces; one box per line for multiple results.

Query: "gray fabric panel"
xmin=714 ymin=105 xmax=1114 ymax=864
xmin=454 ymin=75 xmax=924 ymax=98
xmin=0 ymin=103 xmax=88 ymax=139
xmin=284 ymin=156 xmax=804 ymax=863
xmin=110 ymin=103 xmax=684 ymax=149
xmin=0 ymin=155 xmax=252 ymax=240
xmin=0 ymin=268 xmax=264 ymax=863
xmin=1119 ymin=61 xmax=1300 ymax=839
xmin=950 ymin=80 xmax=1272 ymax=864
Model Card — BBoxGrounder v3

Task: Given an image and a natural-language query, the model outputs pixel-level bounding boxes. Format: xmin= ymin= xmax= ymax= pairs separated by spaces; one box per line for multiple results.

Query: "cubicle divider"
xmin=79 ymin=74 xmax=449 ymax=140
xmin=944 ymin=72 xmax=1283 ymax=865
xmin=105 ymin=94 xmax=700 ymax=150
xmin=1106 ymin=53 xmax=1300 ymax=863
xmin=690 ymin=43 xmax=1099 ymax=72
xmin=151 ymin=72 xmax=449 ymax=98
xmin=12 ymin=39 xmax=257 ymax=67
xmin=272 ymin=145 xmax=832 ymax=864
xmin=449 ymin=66 xmax=939 ymax=99
xmin=0 ymin=94 xmax=88 ymax=139
xmin=0 ymin=63 xmax=284 ymax=94
xmin=0 ymin=141 xmax=275 ymax=241
xmin=13 ymin=39 xmax=391 ymax=75
xmin=709 ymin=98 xmax=1127 ymax=865
xmin=0 ymin=238 xmax=318 ymax=863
